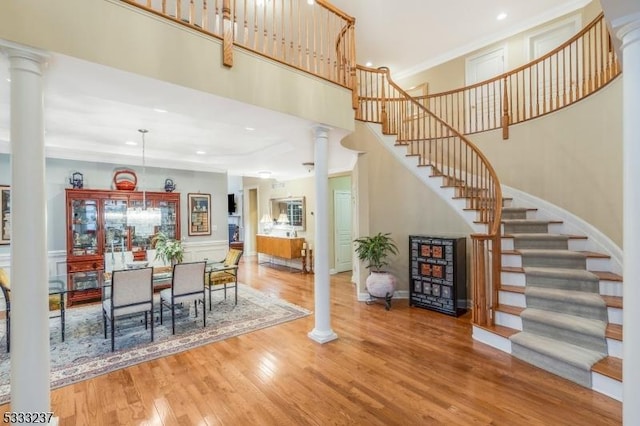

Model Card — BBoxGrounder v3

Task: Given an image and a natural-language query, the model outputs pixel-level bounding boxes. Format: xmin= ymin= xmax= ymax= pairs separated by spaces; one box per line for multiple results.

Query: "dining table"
xmin=48 ymin=261 xmax=239 ymax=342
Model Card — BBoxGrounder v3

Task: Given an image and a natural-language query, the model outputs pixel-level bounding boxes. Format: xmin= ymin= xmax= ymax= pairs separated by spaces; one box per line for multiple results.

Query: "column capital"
xmin=0 ymin=40 xmax=49 ymax=75
xmin=616 ymin=15 xmax=640 ymax=49
xmin=312 ymin=125 xmax=331 ymax=140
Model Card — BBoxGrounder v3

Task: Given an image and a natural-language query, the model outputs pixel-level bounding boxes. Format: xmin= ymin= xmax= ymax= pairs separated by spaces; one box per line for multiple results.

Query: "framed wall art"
xmin=187 ymin=193 xmax=211 ymax=236
xmin=1 ymin=185 xmax=10 ymax=245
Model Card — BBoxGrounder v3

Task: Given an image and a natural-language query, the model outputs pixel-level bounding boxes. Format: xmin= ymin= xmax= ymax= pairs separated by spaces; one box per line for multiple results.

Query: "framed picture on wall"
xmin=1 ymin=185 xmax=10 ymax=245
xmin=187 ymin=193 xmax=211 ymax=236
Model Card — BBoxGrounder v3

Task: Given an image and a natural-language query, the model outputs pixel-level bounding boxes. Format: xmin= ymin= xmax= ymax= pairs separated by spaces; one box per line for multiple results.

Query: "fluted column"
xmin=308 ymin=125 xmax=338 ymax=344
xmin=618 ymin=17 xmax=640 ymax=425
xmin=1 ymin=41 xmax=51 ymax=414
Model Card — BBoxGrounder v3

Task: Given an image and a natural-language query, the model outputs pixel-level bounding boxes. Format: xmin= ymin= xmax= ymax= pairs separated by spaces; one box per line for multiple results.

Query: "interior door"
xmin=465 ymin=46 xmax=505 ymax=133
xmin=333 ymin=190 xmax=352 ymax=273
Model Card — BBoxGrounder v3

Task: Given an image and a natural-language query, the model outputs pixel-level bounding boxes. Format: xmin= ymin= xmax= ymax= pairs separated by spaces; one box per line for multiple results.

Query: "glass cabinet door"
xmin=157 ymin=199 xmax=178 ymax=240
xmin=70 ymin=198 xmax=99 ymax=257
xmin=103 ymin=199 xmax=129 ymax=255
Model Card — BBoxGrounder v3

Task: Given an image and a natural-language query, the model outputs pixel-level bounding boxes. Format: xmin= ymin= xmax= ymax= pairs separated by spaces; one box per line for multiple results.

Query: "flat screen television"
xmin=227 ymin=193 xmax=236 ymax=214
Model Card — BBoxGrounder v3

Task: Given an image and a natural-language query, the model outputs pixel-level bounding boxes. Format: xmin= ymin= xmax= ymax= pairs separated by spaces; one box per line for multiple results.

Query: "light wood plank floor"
xmin=2 ymin=257 xmax=622 ymax=425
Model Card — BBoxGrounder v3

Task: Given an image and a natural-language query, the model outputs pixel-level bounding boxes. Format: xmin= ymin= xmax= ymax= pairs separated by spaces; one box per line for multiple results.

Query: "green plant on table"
xmin=152 ymin=231 xmax=184 ymax=265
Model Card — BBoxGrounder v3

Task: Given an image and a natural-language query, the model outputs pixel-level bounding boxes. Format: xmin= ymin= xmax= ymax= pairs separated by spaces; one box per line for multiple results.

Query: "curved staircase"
xmin=364 ymin=120 xmax=623 ymax=401
xmin=479 ymin=197 xmax=623 ymax=400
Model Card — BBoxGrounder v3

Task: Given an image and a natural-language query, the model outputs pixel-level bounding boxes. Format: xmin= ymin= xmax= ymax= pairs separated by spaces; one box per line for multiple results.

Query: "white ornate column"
xmin=2 ymin=42 xmax=51 ymax=414
xmin=618 ymin=17 xmax=640 ymax=425
xmin=308 ymin=125 xmax=338 ymax=344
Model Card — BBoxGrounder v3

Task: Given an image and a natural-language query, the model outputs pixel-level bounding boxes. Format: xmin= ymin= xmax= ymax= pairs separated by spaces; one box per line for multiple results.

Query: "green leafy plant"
xmin=151 ymin=231 xmax=184 ymax=265
xmin=353 ymin=232 xmax=398 ymax=272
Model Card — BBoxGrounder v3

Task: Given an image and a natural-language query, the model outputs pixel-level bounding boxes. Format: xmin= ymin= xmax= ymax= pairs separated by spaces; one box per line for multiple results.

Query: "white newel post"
xmin=2 ymin=43 xmax=51 ymax=415
xmin=619 ymin=17 xmax=640 ymax=425
xmin=308 ymin=126 xmax=338 ymax=344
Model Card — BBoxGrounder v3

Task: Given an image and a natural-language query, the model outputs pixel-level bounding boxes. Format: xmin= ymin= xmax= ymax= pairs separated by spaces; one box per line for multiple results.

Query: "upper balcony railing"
xmin=122 ymin=0 xmax=356 ymax=91
xmin=415 ymin=13 xmax=619 ymax=139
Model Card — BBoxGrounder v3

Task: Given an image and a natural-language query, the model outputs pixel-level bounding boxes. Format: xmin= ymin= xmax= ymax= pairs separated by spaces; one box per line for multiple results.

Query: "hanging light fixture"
xmin=126 ymin=129 xmax=161 ymax=234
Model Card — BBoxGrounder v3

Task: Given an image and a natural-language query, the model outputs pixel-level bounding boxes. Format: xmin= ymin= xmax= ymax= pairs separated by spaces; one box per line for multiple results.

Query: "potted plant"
xmin=354 ymin=232 xmax=398 ymax=309
xmin=151 ymin=231 xmax=184 ymax=266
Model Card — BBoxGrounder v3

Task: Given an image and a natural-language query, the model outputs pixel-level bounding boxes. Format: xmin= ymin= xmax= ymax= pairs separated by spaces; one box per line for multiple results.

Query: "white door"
xmin=334 ymin=190 xmax=352 ymax=273
xmin=465 ymin=46 xmax=506 ymax=133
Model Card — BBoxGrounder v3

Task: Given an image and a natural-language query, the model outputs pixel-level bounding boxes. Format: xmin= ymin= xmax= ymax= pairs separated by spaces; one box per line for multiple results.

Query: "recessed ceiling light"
xmin=196 ymin=150 xmax=206 ymax=155
xmin=153 ymin=108 xmax=168 ymax=113
xmin=5 ymin=78 xmax=10 ymax=82
xmin=245 ymin=126 xmax=255 ymax=131
xmin=257 ymin=170 xmax=272 ymax=179
xmin=125 ymin=140 xmax=137 ymax=146
xmin=307 ymin=0 xmax=314 ymax=4
xmin=497 ymin=12 xmax=507 ymax=20
xmin=365 ymin=61 xmax=373 ymax=67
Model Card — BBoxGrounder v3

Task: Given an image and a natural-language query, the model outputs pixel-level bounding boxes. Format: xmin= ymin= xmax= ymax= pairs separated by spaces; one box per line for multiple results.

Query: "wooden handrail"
xmin=417 ymin=13 xmax=619 ymax=138
xmin=355 ymin=65 xmax=502 ymax=326
xmin=121 ymin=0 xmax=356 ymax=88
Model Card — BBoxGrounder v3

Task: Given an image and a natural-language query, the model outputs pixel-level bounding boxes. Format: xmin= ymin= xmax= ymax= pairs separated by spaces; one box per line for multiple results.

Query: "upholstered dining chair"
xmin=206 ymin=249 xmax=243 ymax=310
xmin=160 ymin=261 xmax=206 ymax=335
xmin=102 ymin=266 xmax=154 ymax=351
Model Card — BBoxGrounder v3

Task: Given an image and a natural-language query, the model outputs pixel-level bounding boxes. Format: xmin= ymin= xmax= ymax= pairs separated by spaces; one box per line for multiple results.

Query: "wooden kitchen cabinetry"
xmin=256 ymin=235 xmax=305 ymax=260
xmin=65 ymin=188 xmax=180 ymax=305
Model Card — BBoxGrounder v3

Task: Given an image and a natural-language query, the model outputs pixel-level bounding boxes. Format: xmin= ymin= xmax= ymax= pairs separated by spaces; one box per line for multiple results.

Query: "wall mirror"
xmin=270 ymin=196 xmax=306 ymax=231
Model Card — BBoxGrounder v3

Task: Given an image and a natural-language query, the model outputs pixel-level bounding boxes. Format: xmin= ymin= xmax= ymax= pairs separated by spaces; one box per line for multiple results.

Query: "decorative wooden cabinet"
xmin=65 ymin=188 xmax=180 ymax=305
xmin=256 ymin=235 xmax=304 ymax=259
xmin=409 ymin=235 xmax=467 ymax=317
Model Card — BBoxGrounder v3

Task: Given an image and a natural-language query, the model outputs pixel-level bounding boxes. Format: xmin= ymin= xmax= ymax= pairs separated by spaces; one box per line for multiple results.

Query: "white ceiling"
xmin=0 ymin=0 xmax=592 ymax=182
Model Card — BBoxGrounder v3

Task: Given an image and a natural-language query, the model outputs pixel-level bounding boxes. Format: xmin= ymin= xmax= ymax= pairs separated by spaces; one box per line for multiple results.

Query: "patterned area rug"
xmin=0 ymin=284 xmax=310 ymax=404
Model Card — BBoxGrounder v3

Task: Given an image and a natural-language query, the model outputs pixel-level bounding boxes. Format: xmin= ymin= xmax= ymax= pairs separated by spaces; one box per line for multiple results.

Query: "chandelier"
xmin=126 ymin=129 xmax=161 ymax=234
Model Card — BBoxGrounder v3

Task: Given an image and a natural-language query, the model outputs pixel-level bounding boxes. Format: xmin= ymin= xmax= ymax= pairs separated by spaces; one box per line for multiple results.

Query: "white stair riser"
xmin=586 ymin=257 xmax=611 ymax=271
xmin=607 ymin=338 xmax=623 ymax=358
xmin=608 ymin=307 xmax=622 ymax=325
xmin=600 ymin=280 xmax=623 ymax=297
xmin=495 ymin=311 xmax=523 ymax=330
xmin=548 ymin=223 xmax=564 ymax=233
xmin=501 ymin=238 xmax=514 ymax=250
xmin=501 ymin=271 xmax=525 ymax=286
xmin=592 ymin=372 xmax=622 ymax=402
xmin=502 ymin=253 xmax=521 ymax=267
xmin=499 ymin=291 xmax=526 ymax=307
xmin=472 ymin=326 xmax=512 ymax=354
xmin=567 ymin=239 xmax=588 ymax=251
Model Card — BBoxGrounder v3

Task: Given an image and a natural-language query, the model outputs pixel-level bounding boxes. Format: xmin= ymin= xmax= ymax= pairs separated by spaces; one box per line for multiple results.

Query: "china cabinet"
xmin=65 ymin=188 xmax=180 ymax=305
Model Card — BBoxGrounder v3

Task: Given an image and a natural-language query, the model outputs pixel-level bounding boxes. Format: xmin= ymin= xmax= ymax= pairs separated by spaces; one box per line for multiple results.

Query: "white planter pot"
xmin=365 ymin=271 xmax=397 ymax=298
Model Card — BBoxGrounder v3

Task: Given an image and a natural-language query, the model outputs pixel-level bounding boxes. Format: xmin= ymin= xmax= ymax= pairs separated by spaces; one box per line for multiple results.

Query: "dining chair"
xmin=205 ymin=249 xmax=243 ymax=310
xmin=102 ymin=267 xmax=154 ymax=351
xmin=0 ymin=268 xmax=10 ymax=352
xmin=159 ymin=261 xmax=206 ymax=335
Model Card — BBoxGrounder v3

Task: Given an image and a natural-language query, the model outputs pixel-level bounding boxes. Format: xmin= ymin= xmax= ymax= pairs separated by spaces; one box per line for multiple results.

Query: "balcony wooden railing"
xmin=356 ymin=65 xmax=502 ymax=326
xmin=122 ymin=0 xmax=356 ymax=89
xmin=417 ymin=13 xmax=619 ymax=139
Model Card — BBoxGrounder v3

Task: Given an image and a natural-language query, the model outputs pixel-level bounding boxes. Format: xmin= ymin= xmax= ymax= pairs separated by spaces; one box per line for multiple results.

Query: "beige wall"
xmin=397 ymin=2 xmax=603 ymax=93
xmin=471 ymin=77 xmax=623 ymax=246
xmin=0 ymin=0 xmax=354 ymax=133
xmin=344 ymin=122 xmax=473 ymax=294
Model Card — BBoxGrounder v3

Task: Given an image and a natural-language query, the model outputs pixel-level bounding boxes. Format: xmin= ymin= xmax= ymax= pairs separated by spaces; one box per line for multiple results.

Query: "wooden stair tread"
xmin=502 ymin=266 xmax=524 ymax=273
xmin=501 ymin=219 xmax=563 ymax=224
xmin=501 ymin=233 xmax=588 ymax=240
xmin=592 ymin=356 xmax=622 ymax=381
xmin=606 ymin=323 xmax=622 ymax=341
xmin=602 ymin=295 xmax=623 ymax=309
xmin=474 ymin=323 xmax=520 ymax=338
xmin=496 ymin=304 xmax=524 ymax=316
xmin=502 ymin=249 xmax=610 ymax=259
xmin=499 ymin=285 xmax=525 ymax=294
xmin=591 ymin=271 xmax=623 ymax=281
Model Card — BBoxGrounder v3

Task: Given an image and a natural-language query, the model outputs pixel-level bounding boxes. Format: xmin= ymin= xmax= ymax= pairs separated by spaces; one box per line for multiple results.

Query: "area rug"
xmin=0 ymin=284 xmax=310 ymax=404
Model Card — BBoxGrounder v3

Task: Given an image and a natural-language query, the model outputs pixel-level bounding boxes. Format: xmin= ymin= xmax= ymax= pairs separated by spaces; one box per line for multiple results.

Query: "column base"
xmin=307 ymin=328 xmax=338 ymax=344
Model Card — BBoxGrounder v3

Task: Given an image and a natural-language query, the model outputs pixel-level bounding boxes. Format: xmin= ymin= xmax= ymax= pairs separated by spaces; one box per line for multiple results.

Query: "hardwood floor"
xmin=2 ymin=257 xmax=622 ymax=425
